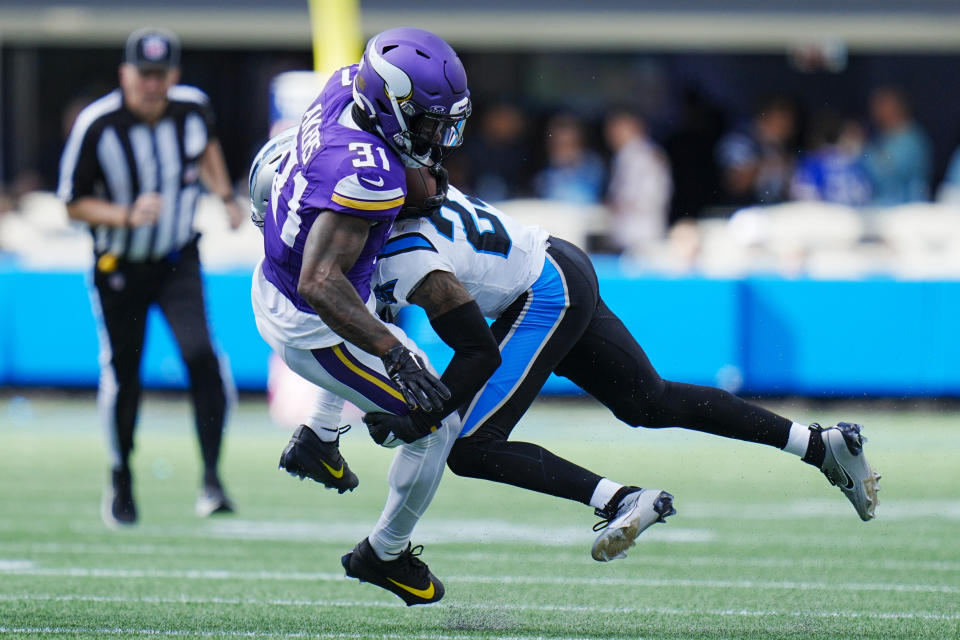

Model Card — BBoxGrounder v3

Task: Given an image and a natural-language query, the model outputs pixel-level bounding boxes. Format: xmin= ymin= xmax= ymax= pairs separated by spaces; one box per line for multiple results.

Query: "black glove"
xmin=381 ymin=345 xmax=451 ymax=412
xmin=363 ymin=411 xmax=439 ymax=446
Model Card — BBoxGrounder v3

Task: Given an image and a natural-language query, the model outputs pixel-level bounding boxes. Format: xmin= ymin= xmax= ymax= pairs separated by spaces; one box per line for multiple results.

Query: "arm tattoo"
xmin=408 ymin=271 xmax=475 ymax=320
xmin=298 ymin=211 xmax=399 ymax=356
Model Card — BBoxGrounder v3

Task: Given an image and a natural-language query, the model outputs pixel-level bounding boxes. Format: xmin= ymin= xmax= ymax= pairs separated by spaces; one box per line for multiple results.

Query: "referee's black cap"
xmin=124 ymin=27 xmax=181 ymax=70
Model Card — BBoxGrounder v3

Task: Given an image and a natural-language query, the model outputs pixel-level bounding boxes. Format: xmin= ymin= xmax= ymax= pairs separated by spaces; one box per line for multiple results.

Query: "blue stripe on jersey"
xmin=378 ymin=233 xmax=438 ymax=259
xmin=459 ymin=254 xmax=567 ymax=437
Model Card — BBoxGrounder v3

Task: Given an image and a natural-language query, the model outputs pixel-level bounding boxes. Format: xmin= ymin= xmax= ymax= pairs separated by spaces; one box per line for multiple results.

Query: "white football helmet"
xmin=248 ymin=127 xmax=296 ymax=232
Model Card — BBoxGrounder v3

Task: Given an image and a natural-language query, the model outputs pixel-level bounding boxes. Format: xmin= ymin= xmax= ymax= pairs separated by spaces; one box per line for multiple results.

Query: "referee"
xmin=57 ymin=28 xmax=243 ymax=527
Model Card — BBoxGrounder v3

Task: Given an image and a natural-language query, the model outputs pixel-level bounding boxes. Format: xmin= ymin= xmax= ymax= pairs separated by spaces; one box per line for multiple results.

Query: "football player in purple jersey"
xmin=250 ymin=28 xmax=492 ymax=606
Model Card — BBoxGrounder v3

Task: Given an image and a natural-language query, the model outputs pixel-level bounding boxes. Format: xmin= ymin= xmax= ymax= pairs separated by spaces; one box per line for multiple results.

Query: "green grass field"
xmin=1 ymin=392 xmax=958 ymax=640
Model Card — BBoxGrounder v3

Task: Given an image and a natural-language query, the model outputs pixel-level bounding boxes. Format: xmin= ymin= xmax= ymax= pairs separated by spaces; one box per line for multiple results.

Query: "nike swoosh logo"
xmin=361 ymin=175 xmax=385 ymax=187
xmin=321 ymin=460 xmax=344 ymax=479
xmin=835 ymin=465 xmax=855 ymax=490
xmin=387 ymin=577 xmax=435 ymax=600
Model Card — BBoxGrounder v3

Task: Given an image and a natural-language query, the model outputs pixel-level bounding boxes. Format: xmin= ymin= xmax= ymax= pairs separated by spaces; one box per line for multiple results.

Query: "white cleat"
xmin=817 ymin=422 xmax=880 ymax=521
xmin=591 ymin=488 xmax=675 ymax=562
xmin=195 ymin=481 xmax=235 ymax=518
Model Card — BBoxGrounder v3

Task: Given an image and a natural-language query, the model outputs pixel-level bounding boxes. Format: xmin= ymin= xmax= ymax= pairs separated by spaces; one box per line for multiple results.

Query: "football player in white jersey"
xmin=252 ymin=137 xmax=880 ymax=566
xmin=371 ymin=167 xmax=881 ymax=558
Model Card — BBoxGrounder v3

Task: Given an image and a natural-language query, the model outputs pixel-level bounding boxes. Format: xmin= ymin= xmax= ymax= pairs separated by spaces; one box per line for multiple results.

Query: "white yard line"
xmin=0 ymin=627 xmax=615 ymax=640
xmin=0 ymin=565 xmax=956 ymax=594
xmin=166 ymin=520 xmax=713 ymax=545
xmin=1 ymin=594 xmax=959 ymax=622
xmin=8 ymin=498 xmax=957 ymax=523
xmin=440 ymin=551 xmax=960 ymax=572
xmin=1 ymin=511 xmax=955 ymax=556
xmin=4 ymin=543 xmax=959 ymax=573
xmin=0 ymin=567 xmax=345 ymax=580
xmin=0 ymin=542 xmax=245 ymax=557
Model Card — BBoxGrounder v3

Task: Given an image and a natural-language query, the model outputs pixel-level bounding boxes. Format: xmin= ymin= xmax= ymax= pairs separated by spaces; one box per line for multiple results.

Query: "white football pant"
xmin=258 ymin=323 xmax=458 ymax=557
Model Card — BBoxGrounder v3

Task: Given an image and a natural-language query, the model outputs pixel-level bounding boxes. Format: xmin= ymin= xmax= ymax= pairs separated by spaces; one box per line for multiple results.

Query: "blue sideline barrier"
xmin=1 ymin=260 xmax=958 ymax=395
xmin=397 ymin=275 xmax=743 ymax=395
xmin=742 ymin=277 xmax=960 ymax=395
xmin=1 ymin=266 xmax=270 ymax=390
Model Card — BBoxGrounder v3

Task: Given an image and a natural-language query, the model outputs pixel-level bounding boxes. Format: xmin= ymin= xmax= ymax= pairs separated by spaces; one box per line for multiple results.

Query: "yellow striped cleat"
xmin=278 ymin=425 xmax=358 ymax=494
xmin=342 ymin=538 xmax=444 ymax=606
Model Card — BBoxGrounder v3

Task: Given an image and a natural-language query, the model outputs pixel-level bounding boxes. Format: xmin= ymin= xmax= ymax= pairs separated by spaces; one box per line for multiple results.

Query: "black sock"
xmin=801 ymin=427 xmax=826 ymax=468
xmin=203 ymin=468 xmax=221 ymax=488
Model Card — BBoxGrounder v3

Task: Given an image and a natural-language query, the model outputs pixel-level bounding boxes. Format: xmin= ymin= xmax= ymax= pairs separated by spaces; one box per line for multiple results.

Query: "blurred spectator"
xmin=0 ymin=191 xmax=13 ymax=216
xmin=664 ymin=89 xmax=725 ymax=222
xmin=716 ymin=95 xmax=798 ymax=206
xmin=37 ymin=94 xmax=98 ymax=191
xmin=0 ymin=172 xmax=41 ymax=216
xmin=601 ymin=109 xmax=672 ymax=255
xmin=863 ymin=86 xmax=932 ymax=205
xmin=937 ymin=145 xmax=960 ymax=204
xmin=791 ymin=110 xmax=872 ymax=207
xmin=533 ymin=113 xmax=605 ymax=204
xmin=456 ymin=102 xmax=530 ymax=202
xmin=2 ymin=94 xmax=93 ymax=232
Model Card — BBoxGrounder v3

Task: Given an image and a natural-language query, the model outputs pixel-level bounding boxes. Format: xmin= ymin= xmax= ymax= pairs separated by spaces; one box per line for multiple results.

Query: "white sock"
xmin=589 ymin=478 xmax=624 ymax=510
xmin=782 ymin=422 xmax=810 ymax=457
xmin=369 ymin=537 xmax=398 ymax=562
xmin=308 ymin=425 xmax=341 ymax=443
xmin=306 ymin=389 xmax=346 ymax=443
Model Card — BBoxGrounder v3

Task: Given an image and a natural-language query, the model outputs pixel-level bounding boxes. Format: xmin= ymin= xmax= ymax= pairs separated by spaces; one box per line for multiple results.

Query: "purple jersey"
xmin=262 ymin=65 xmax=406 ymax=314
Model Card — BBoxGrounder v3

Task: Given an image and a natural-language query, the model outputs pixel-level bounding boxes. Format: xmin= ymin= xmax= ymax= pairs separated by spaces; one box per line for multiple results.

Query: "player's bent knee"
xmin=612 ymin=401 xmax=672 ymax=429
xmin=609 ymin=378 xmax=675 ymax=428
xmin=446 ymin=439 xmax=486 ymax=478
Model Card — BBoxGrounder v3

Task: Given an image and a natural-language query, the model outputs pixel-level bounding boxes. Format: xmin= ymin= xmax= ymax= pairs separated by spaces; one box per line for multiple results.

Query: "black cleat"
xmin=196 ymin=474 xmax=235 ymax=517
xmin=101 ymin=467 xmax=137 ymax=528
xmin=341 ymin=538 xmax=444 ymax=606
xmin=279 ymin=425 xmax=358 ymax=493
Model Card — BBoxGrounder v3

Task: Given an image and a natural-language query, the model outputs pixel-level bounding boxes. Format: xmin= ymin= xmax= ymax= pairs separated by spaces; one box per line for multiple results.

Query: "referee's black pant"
xmin=91 ymin=237 xmax=230 ymax=479
xmin=447 ymin=237 xmax=793 ymax=505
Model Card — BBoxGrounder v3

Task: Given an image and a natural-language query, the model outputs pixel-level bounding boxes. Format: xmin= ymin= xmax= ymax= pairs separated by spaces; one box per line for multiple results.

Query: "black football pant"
xmin=446 ymin=237 xmax=793 ymax=505
xmin=92 ymin=238 xmax=228 ymax=479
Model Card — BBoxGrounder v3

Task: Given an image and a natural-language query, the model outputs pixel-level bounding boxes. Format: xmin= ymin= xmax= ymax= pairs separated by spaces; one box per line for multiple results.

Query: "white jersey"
xmin=374 ymin=186 xmax=550 ymax=318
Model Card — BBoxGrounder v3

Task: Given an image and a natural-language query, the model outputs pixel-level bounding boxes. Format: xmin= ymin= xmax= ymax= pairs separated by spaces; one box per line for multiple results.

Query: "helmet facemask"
xmin=397 ymin=104 xmax=470 ymax=167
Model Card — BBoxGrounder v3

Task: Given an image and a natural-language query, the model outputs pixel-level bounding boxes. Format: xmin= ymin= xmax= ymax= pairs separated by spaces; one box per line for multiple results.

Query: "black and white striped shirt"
xmin=57 ymin=85 xmax=216 ymax=262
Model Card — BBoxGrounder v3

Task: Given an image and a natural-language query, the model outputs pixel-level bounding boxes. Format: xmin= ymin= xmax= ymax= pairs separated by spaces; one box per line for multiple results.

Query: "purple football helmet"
xmin=353 ymin=27 xmax=471 ymax=167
